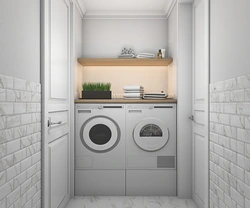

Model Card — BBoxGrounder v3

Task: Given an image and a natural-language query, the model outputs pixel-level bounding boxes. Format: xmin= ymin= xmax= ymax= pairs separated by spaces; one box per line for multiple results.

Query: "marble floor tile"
xmin=66 ymin=196 xmax=198 ymax=208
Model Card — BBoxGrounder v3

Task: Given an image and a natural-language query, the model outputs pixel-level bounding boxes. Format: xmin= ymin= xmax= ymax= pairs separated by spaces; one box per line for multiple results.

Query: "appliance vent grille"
xmin=157 ymin=156 xmax=175 ymax=168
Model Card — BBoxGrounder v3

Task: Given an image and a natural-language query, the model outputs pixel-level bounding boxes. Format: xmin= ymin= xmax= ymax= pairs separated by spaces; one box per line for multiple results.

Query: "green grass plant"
xmin=82 ymin=82 xmax=111 ymax=91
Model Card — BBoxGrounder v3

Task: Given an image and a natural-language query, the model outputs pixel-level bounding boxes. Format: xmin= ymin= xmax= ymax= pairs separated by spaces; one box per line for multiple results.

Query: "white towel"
xmin=123 ymin=93 xmax=143 ymax=98
xmin=136 ymin=53 xmax=155 ymax=59
xmin=144 ymin=92 xmax=167 ymax=97
xmin=124 ymin=90 xmax=144 ymax=93
xmin=143 ymin=96 xmax=167 ymax=99
xmin=123 ymin=86 xmax=144 ymax=91
xmin=143 ymin=92 xmax=168 ymax=99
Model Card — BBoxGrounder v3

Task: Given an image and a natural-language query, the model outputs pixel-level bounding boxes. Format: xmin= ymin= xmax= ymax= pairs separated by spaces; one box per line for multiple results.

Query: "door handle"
xmin=189 ymin=115 xmax=195 ymax=121
xmin=48 ymin=117 xmax=62 ymax=127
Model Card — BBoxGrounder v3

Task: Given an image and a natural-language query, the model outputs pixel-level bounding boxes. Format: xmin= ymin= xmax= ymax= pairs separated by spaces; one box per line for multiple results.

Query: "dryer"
xmin=126 ymin=104 xmax=176 ymax=196
xmin=75 ymin=104 xmax=125 ymax=196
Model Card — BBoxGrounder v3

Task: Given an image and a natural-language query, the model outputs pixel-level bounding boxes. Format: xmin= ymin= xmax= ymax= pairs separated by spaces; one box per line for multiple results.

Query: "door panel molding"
xmin=50 ymin=0 xmax=70 ymax=100
xmin=49 ymin=135 xmax=69 ymax=208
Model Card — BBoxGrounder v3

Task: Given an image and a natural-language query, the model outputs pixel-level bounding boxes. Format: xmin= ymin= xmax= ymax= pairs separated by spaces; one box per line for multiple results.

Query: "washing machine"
xmin=75 ymin=104 xmax=125 ymax=196
xmin=126 ymin=103 xmax=176 ymax=196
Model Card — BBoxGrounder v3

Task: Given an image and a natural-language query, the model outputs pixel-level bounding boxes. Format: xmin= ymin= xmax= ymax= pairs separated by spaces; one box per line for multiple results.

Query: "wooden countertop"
xmin=75 ymin=99 xmax=177 ymax=103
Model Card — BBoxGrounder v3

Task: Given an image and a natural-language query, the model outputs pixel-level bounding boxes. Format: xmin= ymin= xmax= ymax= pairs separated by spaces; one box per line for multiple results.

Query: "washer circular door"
xmin=80 ymin=116 xmax=120 ymax=153
xmin=133 ymin=118 xmax=169 ymax=151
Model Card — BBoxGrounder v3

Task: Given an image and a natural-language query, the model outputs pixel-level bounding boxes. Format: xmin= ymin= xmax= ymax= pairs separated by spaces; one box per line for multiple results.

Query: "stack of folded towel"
xmin=143 ymin=92 xmax=168 ymax=99
xmin=123 ymin=86 xmax=144 ymax=99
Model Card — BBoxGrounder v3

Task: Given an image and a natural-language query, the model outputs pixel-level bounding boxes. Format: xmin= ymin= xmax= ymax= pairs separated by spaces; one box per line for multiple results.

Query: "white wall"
xmin=82 ymin=19 xmax=168 ymax=58
xmin=74 ymin=7 xmax=83 ymax=97
xmin=210 ymin=0 xmax=250 ymax=83
xmin=167 ymin=4 xmax=177 ymax=98
xmin=177 ymin=3 xmax=193 ymax=199
xmin=80 ymin=19 xmax=169 ymax=95
xmin=0 ymin=0 xmax=40 ymax=83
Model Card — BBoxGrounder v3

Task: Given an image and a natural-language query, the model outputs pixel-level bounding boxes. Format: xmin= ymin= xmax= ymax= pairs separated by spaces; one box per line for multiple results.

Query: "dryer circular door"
xmin=133 ymin=118 xmax=169 ymax=151
xmin=80 ymin=116 xmax=120 ymax=153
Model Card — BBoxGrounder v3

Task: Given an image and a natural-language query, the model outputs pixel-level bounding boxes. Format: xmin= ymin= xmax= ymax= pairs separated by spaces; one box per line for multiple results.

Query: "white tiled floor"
xmin=66 ymin=196 xmax=198 ymax=208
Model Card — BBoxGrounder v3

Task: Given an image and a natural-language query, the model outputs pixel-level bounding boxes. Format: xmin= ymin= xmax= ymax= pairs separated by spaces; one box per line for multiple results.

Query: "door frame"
xmin=192 ymin=0 xmax=210 ymax=207
xmin=41 ymin=0 xmax=73 ymax=206
xmin=69 ymin=0 xmax=85 ymax=197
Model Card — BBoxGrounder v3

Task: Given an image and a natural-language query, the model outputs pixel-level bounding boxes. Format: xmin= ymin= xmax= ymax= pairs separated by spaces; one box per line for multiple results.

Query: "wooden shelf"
xmin=75 ymin=99 xmax=177 ymax=104
xmin=77 ymin=58 xmax=173 ymax=66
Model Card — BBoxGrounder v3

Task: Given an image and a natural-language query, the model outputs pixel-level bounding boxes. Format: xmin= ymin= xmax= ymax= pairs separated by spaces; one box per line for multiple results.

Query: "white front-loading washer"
xmin=75 ymin=104 xmax=125 ymax=196
xmin=126 ymin=104 xmax=176 ymax=196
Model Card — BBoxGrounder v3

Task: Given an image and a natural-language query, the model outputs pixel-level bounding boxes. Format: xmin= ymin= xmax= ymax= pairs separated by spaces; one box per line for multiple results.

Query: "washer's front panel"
xmin=75 ymin=104 xmax=125 ymax=170
xmin=75 ymin=170 xmax=125 ymax=196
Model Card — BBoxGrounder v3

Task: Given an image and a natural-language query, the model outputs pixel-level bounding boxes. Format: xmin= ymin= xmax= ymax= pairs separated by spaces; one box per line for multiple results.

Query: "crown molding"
xmin=74 ymin=0 xmax=87 ymax=17
xmin=79 ymin=0 xmax=180 ymax=19
xmin=178 ymin=0 xmax=194 ymax=3
xmin=164 ymin=0 xmax=177 ymax=19
xmin=83 ymin=10 xmax=168 ymax=19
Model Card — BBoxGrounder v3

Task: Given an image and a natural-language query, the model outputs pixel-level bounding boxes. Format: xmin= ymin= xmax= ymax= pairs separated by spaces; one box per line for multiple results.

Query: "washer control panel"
xmin=127 ymin=104 xmax=175 ymax=110
xmin=76 ymin=104 xmax=124 ymax=110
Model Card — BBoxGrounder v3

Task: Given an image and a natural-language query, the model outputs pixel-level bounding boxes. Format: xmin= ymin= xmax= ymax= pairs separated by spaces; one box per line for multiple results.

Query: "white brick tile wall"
xmin=237 ymin=141 xmax=245 ymax=155
xmin=6 ymin=163 xmax=20 ymax=182
xmin=231 ymin=115 xmax=245 ymax=128
xmin=210 ymin=73 xmax=250 ymax=208
xmin=237 ymin=128 xmax=250 ymax=143
xmin=224 ymin=78 xmax=237 ymax=91
xmin=230 ymin=139 xmax=237 ymax=152
xmin=0 ymin=171 xmax=6 ymax=187
xmin=245 ymin=198 xmax=250 ymax=208
xmin=218 ymin=135 xmax=230 ymax=148
xmin=0 ymin=89 xmax=5 ymax=102
xmin=0 ymin=74 xmax=41 ymax=208
xmin=245 ymin=90 xmax=250 ymax=102
xmin=231 ymin=90 xmax=245 ymax=102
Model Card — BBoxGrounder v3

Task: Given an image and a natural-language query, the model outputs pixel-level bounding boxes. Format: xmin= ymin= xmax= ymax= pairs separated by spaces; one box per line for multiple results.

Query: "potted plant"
xmin=82 ymin=82 xmax=111 ymax=99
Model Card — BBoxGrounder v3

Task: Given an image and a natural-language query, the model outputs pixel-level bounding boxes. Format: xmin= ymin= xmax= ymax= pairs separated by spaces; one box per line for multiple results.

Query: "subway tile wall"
xmin=0 ymin=74 xmax=41 ymax=208
xmin=210 ymin=74 xmax=250 ymax=208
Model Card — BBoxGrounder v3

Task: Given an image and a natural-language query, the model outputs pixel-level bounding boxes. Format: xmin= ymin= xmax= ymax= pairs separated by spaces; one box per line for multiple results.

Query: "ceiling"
xmin=77 ymin=0 xmax=179 ymax=19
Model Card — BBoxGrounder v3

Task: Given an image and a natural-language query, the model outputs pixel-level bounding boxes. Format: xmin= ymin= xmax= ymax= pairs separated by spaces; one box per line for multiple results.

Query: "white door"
xmin=192 ymin=0 xmax=209 ymax=208
xmin=42 ymin=0 xmax=71 ymax=207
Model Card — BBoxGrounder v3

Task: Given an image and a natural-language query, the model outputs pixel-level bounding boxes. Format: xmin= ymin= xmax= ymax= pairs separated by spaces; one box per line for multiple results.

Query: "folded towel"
xmin=124 ymin=93 xmax=143 ymax=98
xmin=143 ymin=92 xmax=168 ymax=99
xmin=143 ymin=96 xmax=167 ymax=99
xmin=136 ymin=53 xmax=155 ymax=59
xmin=144 ymin=92 xmax=167 ymax=97
xmin=124 ymin=90 xmax=144 ymax=93
xmin=123 ymin=86 xmax=144 ymax=91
